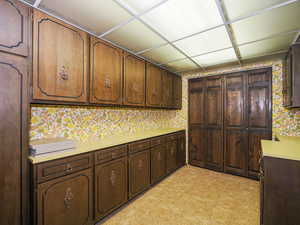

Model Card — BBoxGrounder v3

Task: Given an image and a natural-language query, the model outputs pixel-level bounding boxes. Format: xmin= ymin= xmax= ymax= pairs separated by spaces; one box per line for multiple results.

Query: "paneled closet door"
xmin=224 ymin=74 xmax=247 ymax=176
xmin=188 ymin=78 xmax=206 ymax=167
xmin=247 ymin=68 xmax=272 ymax=179
xmin=205 ymin=76 xmax=224 ymax=172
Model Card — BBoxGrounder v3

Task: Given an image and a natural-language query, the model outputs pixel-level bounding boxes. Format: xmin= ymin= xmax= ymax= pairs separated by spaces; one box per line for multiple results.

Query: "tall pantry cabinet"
xmin=189 ymin=68 xmax=272 ymax=179
xmin=0 ymin=0 xmax=30 ymax=225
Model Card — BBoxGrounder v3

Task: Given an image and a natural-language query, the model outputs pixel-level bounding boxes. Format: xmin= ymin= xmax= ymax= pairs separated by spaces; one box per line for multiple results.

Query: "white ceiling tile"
xmin=174 ymin=26 xmax=232 ymax=56
xmin=239 ymin=33 xmax=295 ymax=59
xmin=164 ymin=58 xmax=198 ymax=72
xmin=193 ymin=48 xmax=238 ymax=67
xmin=40 ymin=0 xmax=133 ymax=34
xmin=141 ymin=44 xmax=185 ymax=64
xmin=223 ymin=0 xmax=288 ymax=21
xmin=122 ymin=0 xmax=166 ymax=14
xmin=105 ymin=20 xmax=167 ymax=52
xmin=232 ymin=1 xmax=300 ymax=44
xmin=140 ymin=0 xmax=223 ymax=41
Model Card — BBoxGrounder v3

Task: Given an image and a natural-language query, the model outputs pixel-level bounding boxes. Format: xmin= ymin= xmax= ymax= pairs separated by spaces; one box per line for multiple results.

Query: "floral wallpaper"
xmin=30 ymin=58 xmax=300 ymax=142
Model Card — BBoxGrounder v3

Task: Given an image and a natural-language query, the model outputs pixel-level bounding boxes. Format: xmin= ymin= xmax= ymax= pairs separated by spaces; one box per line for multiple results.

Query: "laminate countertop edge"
xmin=261 ymin=135 xmax=300 ymax=161
xmin=29 ymin=128 xmax=186 ymax=164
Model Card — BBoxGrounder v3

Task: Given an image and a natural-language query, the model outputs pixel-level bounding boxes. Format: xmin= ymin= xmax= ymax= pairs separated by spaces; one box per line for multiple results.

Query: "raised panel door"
xmin=206 ymin=128 xmax=223 ymax=171
xmin=32 ymin=10 xmax=88 ymax=103
xmin=177 ymin=134 xmax=186 ymax=167
xmin=151 ymin=145 xmax=166 ymax=184
xmin=173 ymin=75 xmax=182 ymax=109
xmin=146 ymin=63 xmax=162 ymax=107
xmin=0 ymin=0 xmax=29 ymax=56
xmin=95 ymin=157 xmax=128 ymax=220
xmin=189 ymin=78 xmax=205 ymax=125
xmin=123 ymin=54 xmax=145 ymax=106
xmin=37 ymin=169 xmax=93 ymax=225
xmin=166 ymin=141 xmax=177 ymax=174
xmin=161 ymin=71 xmax=173 ymax=108
xmin=90 ymin=38 xmax=123 ymax=105
xmin=0 ymin=52 xmax=28 ymax=225
xmin=189 ymin=126 xmax=205 ymax=167
xmin=129 ymin=150 xmax=150 ymax=198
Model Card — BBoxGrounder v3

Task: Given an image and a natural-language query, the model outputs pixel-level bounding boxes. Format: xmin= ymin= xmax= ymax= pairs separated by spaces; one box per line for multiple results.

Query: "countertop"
xmin=29 ymin=128 xmax=185 ymax=164
xmin=261 ymin=135 xmax=300 ymax=161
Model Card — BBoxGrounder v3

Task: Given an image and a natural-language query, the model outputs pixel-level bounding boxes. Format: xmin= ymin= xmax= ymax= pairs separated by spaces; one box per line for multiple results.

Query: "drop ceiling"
xmin=21 ymin=0 xmax=300 ymax=73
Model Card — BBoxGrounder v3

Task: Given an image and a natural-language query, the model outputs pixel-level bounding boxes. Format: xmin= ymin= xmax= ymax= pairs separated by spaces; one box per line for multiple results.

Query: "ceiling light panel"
xmin=239 ymin=33 xmax=295 ymax=59
xmin=40 ymin=0 xmax=133 ymax=34
xmin=193 ymin=48 xmax=238 ymax=67
xmin=223 ymin=0 xmax=288 ymax=21
xmin=174 ymin=26 xmax=232 ymax=56
xmin=141 ymin=44 xmax=186 ymax=64
xmin=165 ymin=58 xmax=198 ymax=72
xmin=105 ymin=20 xmax=167 ymax=52
xmin=232 ymin=1 xmax=300 ymax=44
xmin=122 ymin=0 xmax=166 ymax=14
xmin=140 ymin=0 xmax=223 ymax=41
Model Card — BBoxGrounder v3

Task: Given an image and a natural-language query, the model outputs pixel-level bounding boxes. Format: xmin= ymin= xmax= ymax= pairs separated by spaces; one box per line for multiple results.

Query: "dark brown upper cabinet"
xmin=161 ymin=71 xmax=173 ymax=108
xmin=32 ymin=10 xmax=88 ymax=103
xmin=123 ymin=54 xmax=146 ymax=106
xmin=0 ymin=0 xmax=29 ymax=57
xmin=283 ymin=44 xmax=300 ymax=108
xmin=173 ymin=75 xmax=182 ymax=109
xmin=146 ymin=63 xmax=162 ymax=107
xmin=90 ymin=37 xmax=123 ymax=105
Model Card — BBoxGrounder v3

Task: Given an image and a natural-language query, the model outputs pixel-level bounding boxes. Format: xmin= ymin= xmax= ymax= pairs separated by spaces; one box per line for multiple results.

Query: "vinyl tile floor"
xmin=98 ymin=166 xmax=260 ymax=225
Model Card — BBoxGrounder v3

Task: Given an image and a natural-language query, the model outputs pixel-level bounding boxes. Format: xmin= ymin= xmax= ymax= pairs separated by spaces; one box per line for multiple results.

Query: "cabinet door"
xmin=123 ymin=54 xmax=145 ymax=106
xmin=189 ymin=78 xmax=205 ymax=125
xmin=37 ymin=169 xmax=93 ymax=225
xmin=129 ymin=150 xmax=150 ymax=198
xmin=0 ymin=0 xmax=29 ymax=56
xmin=32 ymin=10 xmax=88 ymax=103
xmin=166 ymin=141 xmax=177 ymax=174
xmin=95 ymin=158 xmax=128 ymax=220
xmin=90 ymin=38 xmax=123 ymax=105
xmin=161 ymin=71 xmax=173 ymax=108
xmin=177 ymin=133 xmax=186 ymax=168
xmin=151 ymin=145 xmax=166 ymax=184
xmin=224 ymin=74 xmax=246 ymax=176
xmin=146 ymin=63 xmax=162 ymax=107
xmin=283 ymin=51 xmax=292 ymax=107
xmin=205 ymin=76 xmax=223 ymax=171
xmin=247 ymin=69 xmax=272 ymax=179
xmin=189 ymin=126 xmax=205 ymax=167
xmin=0 ymin=52 xmax=29 ymax=225
xmin=173 ymin=75 xmax=182 ymax=109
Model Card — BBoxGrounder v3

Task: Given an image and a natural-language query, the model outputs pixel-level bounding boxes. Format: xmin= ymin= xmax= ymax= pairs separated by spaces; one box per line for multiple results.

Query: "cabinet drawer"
xmin=151 ymin=137 xmax=165 ymax=146
xmin=37 ymin=153 xmax=93 ymax=183
xmin=95 ymin=145 xmax=127 ymax=164
xmin=128 ymin=140 xmax=150 ymax=154
xmin=165 ymin=133 xmax=177 ymax=142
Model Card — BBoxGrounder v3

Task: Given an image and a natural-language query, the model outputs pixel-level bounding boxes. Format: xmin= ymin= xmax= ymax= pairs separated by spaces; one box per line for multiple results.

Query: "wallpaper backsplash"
xmin=30 ymin=59 xmax=300 ymax=141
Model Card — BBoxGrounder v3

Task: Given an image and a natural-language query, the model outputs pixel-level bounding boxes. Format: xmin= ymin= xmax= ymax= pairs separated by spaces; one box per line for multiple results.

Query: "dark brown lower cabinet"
xmin=177 ymin=132 xmax=186 ymax=168
xmin=37 ymin=169 xmax=93 ymax=225
xmin=31 ymin=130 xmax=185 ymax=225
xmin=151 ymin=145 xmax=166 ymax=184
xmin=95 ymin=157 xmax=128 ymax=220
xmin=261 ymin=156 xmax=300 ymax=225
xmin=189 ymin=126 xmax=205 ymax=167
xmin=166 ymin=140 xmax=177 ymax=174
xmin=129 ymin=150 xmax=151 ymax=198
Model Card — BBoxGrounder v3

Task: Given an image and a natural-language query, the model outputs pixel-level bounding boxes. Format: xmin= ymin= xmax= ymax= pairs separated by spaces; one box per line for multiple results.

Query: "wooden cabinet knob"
xmin=59 ymin=66 xmax=68 ymax=80
xmin=66 ymin=164 xmax=73 ymax=172
xmin=110 ymin=170 xmax=116 ymax=186
xmin=104 ymin=76 xmax=111 ymax=88
xmin=138 ymin=159 xmax=143 ymax=169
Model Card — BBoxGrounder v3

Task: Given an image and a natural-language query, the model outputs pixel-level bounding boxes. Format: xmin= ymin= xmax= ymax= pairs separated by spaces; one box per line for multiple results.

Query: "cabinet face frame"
xmin=90 ymin=37 xmax=123 ymax=105
xmin=32 ymin=10 xmax=88 ymax=103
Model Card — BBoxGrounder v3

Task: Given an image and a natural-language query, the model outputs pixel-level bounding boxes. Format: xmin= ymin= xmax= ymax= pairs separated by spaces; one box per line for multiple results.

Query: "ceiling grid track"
xmin=33 ymin=0 xmax=43 ymax=7
xmin=111 ymin=0 xmax=206 ymax=72
xmin=98 ymin=0 xmax=170 ymax=38
xmin=134 ymin=0 xmax=300 ymax=55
